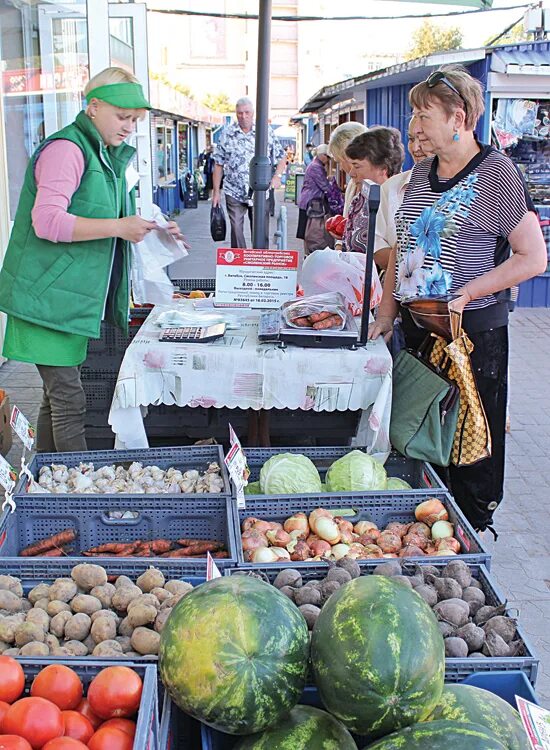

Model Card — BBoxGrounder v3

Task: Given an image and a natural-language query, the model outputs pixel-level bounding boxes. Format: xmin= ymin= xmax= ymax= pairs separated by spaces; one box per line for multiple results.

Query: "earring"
xmin=453 ymin=130 xmax=460 ymax=142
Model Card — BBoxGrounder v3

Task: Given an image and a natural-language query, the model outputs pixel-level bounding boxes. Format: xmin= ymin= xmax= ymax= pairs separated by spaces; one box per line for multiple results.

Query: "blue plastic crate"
xmin=233 ymin=491 xmax=490 ymax=569
xmin=226 ymin=563 xmax=538 ymax=686
xmin=517 ymin=272 xmax=550 ymax=307
xmin=461 ymin=670 xmax=538 ymax=705
xmin=16 ymin=659 xmax=159 ymax=750
xmin=0 ymin=494 xmax=237 ymax=567
xmin=239 ymin=447 xmax=447 ymax=498
xmin=14 ymin=444 xmax=231 ymax=498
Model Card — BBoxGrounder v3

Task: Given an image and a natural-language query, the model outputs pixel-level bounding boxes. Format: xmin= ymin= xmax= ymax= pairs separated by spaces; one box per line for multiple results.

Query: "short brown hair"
xmin=345 ymin=126 xmax=405 ymax=178
xmin=409 ymin=65 xmax=485 ymax=131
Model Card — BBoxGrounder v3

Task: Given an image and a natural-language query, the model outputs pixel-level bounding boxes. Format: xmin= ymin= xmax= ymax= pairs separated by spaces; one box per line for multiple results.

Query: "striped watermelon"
xmin=158 ymin=576 xmax=309 ymax=735
xmin=361 ymin=719 xmax=507 ymax=749
xmin=311 ymin=575 xmax=445 ymax=739
xmin=428 ymin=684 xmax=529 ymax=750
xmin=234 ymin=705 xmax=356 ymax=749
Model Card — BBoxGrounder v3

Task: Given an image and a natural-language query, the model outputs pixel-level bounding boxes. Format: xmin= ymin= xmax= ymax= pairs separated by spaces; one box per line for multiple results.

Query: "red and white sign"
xmin=215 ymin=248 xmax=299 ymax=308
xmin=517 ymin=696 xmax=550 ymax=750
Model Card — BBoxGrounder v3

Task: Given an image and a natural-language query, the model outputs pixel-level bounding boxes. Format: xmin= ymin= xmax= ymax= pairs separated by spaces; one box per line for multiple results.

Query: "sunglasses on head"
xmin=426 ymin=71 xmax=468 ymax=114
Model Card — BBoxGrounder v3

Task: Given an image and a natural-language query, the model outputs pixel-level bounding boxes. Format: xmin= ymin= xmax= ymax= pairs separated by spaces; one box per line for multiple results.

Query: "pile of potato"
xmin=0 ymin=563 xmax=192 ymax=658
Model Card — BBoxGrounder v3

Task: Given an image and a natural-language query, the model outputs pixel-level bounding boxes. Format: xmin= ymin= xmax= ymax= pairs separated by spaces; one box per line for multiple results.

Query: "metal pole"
xmin=250 ymin=0 xmax=272 ymax=249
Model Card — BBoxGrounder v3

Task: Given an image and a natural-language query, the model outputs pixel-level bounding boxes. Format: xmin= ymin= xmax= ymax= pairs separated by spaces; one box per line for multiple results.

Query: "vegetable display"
xmin=240 ymin=498 xmax=462 ymax=563
xmin=159 ymin=576 xmax=309 ymax=735
xmin=0 ymin=565 xmax=193 ymax=657
xmin=325 ymin=450 xmax=388 ymax=492
xmin=259 ymin=454 xmax=322 ymax=495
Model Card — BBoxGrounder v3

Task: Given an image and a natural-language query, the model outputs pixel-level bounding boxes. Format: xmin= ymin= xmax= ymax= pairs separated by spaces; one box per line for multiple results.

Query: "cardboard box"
xmin=0 ymin=393 xmax=12 ymax=457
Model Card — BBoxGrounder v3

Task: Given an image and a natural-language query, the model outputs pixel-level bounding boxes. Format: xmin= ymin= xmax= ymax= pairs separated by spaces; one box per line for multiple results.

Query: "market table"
xmin=108 ymin=300 xmax=393 ymax=456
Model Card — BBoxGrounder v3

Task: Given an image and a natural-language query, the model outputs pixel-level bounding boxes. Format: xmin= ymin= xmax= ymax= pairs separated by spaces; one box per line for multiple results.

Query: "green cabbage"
xmin=259 ymin=453 xmax=322 ymax=495
xmin=244 ymin=480 xmax=262 ymax=495
xmin=386 ymin=477 xmax=412 ymax=491
xmin=325 ymin=450 xmax=387 ymax=492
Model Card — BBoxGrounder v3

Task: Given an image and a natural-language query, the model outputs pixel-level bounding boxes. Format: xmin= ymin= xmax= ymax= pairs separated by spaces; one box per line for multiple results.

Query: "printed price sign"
xmin=0 ymin=454 xmax=17 ymax=494
xmin=224 ymin=424 xmax=250 ymax=509
xmin=206 ymin=551 xmax=222 ymax=581
xmin=517 ymin=697 xmax=550 ymax=749
xmin=215 ymin=248 xmax=298 ymax=308
xmin=10 ymin=405 xmax=35 ymax=451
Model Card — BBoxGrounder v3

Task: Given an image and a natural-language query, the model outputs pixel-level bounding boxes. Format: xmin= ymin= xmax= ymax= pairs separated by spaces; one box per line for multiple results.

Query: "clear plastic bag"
xmin=282 ymin=292 xmax=347 ymax=331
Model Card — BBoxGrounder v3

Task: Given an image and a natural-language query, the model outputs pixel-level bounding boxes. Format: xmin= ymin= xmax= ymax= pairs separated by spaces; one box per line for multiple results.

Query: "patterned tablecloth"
xmin=108 ymin=300 xmax=393 ymax=455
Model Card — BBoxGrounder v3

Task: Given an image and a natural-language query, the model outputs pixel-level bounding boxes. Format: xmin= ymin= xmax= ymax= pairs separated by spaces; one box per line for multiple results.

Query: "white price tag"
xmin=224 ymin=424 xmax=250 ymax=509
xmin=215 ymin=248 xmax=299 ymax=308
xmin=0 ymin=454 xmax=17 ymax=494
xmin=206 ymin=551 xmax=222 ymax=581
xmin=517 ymin=696 xmax=550 ymax=749
xmin=10 ymin=405 xmax=35 ymax=451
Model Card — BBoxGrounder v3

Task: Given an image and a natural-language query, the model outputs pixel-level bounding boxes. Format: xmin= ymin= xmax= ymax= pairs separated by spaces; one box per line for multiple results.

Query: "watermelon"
xmin=362 ymin=719 xmax=507 ymax=749
xmin=311 ymin=575 xmax=444 ymax=738
xmin=234 ymin=704 xmax=356 ymax=749
xmin=428 ymin=684 xmax=529 ymax=750
xmin=159 ymin=576 xmax=309 ymax=735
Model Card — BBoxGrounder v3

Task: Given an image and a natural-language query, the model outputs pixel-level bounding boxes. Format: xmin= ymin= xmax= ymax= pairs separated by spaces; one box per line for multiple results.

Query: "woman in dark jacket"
xmin=296 ymin=144 xmax=343 ymax=254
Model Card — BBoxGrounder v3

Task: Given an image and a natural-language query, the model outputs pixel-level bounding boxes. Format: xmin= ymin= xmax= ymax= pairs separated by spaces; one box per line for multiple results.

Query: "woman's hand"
xmin=448 ymin=288 xmax=472 ymax=316
xmin=117 ymin=216 xmax=157 ymax=243
xmin=165 ymin=220 xmax=190 ymax=247
xmin=368 ymin=314 xmax=394 ymax=342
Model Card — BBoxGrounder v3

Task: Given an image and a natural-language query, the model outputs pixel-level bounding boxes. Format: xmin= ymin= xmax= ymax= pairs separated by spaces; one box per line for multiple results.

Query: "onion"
xmin=283 ymin=512 xmax=309 ymax=537
xmin=408 ymin=522 xmax=431 ymax=538
xmin=431 ymin=520 xmax=454 ymax=540
xmin=241 ymin=529 xmax=268 ymax=552
xmin=399 ymin=544 xmax=426 ymax=557
xmin=335 ymin=517 xmax=354 ymax=534
xmin=435 ymin=537 xmax=461 ymax=554
xmin=252 ymin=520 xmax=275 ymax=534
xmin=315 ymin=517 xmax=341 ymax=544
xmin=362 ymin=544 xmax=384 ymax=559
xmin=271 ymin=546 xmax=291 ymax=560
xmin=377 ymin=531 xmax=402 ymax=554
xmin=266 ymin=528 xmax=292 ymax=547
xmin=242 ymin=517 xmax=260 ymax=532
xmin=414 ymin=499 xmax=448 ymax=527
xmin=306 ymin=534 xmax=320 ymax=545
xmin=386 ymin=522 xmax=411 ymax=538
xmin=403 ymin=532 xmax=428 ymax=551
xmin=433 ymin=548 xmax=458 ymax=556
xmin=310 ymin=539 xmax=332 ymax=557
xmin=354 ymin=521 xmax=378 ymax=535
xmin=331 ymin=544 xmax=351 ymax=560
xmin=290 ymin=540 xmax=313 ymax=561
xmin=309 ymin=508 xmax=333 ymax=535
xmin=383 ymin=553 xmax=399 ymax=558
xmin=251 ymin=547 xmax=280 ymax=563
xmin=347 ymin=543 xmax=366 ymax=559
xmin=358 ymin=530 xmax=381 ymax=546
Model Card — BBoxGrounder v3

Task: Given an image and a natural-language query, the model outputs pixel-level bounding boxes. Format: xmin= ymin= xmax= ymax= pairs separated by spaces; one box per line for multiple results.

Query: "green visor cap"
xmin=86 ymin=81 xmax=151 ymax=109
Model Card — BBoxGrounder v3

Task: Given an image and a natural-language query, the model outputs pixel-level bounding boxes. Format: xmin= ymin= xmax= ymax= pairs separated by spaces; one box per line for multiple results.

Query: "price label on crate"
xmin=206 ymin=551 xmax=222 ymax=581
xmin=224 ymin=424 xmax=250 ymax=509
xmin=517 ymin=696 xmax=550 ymax=749
xmin=0 ymin=454 xmax=17 ymax=493
xmin=10 ymin=405 xmax=35 ymax=451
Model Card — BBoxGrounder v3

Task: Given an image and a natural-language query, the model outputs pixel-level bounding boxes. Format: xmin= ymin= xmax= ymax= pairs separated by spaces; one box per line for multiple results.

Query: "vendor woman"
xmin=369 ymin=65 xmax=546 ymax=533
xmin=0 ymin=67 xmax=183 ymax=452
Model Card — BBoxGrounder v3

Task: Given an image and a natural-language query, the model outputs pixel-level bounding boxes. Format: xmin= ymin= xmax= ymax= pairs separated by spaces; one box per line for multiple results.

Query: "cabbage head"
xmin=386 ymin=477 xmax=412 ymax=491
xmin=325 ymin=450 xmax=387 ymax=492
xmin=244 ymin=480 xmax=262 ymax=495
xmin=259 ymin=453 xmax=322 ymax=495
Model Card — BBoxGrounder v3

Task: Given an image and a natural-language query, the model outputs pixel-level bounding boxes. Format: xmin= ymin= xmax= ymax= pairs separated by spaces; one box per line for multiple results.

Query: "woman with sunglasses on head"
xmin=369 ymin=65 xmax=546 ymax=534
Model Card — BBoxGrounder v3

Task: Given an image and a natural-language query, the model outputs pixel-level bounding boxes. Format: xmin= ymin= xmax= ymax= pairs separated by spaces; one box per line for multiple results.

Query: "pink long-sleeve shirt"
xmin=31 ymin=140 xmax=85 ymax=243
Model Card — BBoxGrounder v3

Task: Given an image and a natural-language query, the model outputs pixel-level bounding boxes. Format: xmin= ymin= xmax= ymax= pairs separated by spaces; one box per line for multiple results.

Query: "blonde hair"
xmin=84 ymin=67 xmax=140 ymax=97
xmin=328 ymin=122 xmax=367 ymax=162
xmin=409 ymin=65 xmax=485 ymax=131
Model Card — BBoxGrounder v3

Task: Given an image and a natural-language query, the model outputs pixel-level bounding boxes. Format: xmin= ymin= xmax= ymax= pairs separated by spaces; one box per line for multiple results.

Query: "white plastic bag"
xmin=301 ymin=248 xmax=383 ymax=316
xmin=131 ymin=205 xmax=188 ymax=305
xmin=283 ymin=292 xmax=347 ymax=331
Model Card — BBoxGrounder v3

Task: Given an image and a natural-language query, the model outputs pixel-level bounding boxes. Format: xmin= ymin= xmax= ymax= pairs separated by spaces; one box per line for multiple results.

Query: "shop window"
xmin=178 ymin=121 xmax=188 ymax=174
xmin=154 ymin=117 xmax=175 ymax=186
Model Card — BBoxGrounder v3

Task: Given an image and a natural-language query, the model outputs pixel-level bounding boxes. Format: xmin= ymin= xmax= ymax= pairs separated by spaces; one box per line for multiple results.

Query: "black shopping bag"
xmin=210 ymin=204 xmax=227 ymax=242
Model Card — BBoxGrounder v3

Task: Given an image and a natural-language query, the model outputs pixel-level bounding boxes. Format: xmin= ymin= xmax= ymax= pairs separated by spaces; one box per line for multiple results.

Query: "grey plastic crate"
xmin=227 ymin=563 xmax=537 ymax=686
xmin=16 ymin=660 xmax=159 ymax=750
xmin=0 ymin=494 xmax=237 ymax=566
xmin=159 ymin=691 xmax=202 ymax=750
xmin=233 ymin=491 xmax=490 ymax=568
xmin=241 ymin=447 xmax=447 ymax=497
xmin=15 ymin=445 xmax=231 ymax=498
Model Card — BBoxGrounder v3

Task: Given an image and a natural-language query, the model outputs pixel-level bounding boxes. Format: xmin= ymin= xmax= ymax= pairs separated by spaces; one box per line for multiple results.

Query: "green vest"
xmin=0 ymin=111 xmax=136 ymax=337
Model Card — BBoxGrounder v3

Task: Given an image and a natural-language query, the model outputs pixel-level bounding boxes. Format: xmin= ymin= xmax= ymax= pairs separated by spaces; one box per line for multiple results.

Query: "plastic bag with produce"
xmin=282 ymin=292 xmax=347 ymax=331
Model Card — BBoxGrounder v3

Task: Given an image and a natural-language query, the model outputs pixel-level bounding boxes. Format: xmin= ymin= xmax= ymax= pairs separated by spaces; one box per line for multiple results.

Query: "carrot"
xmin=36 ymin=547 xmax=66 ymax=557
xmin=85 ymin=541 xmax=138 ymax=554
xmin=176 ymin=538 xmax=223 ymax=549
xmin=312 ymin=314 xmax=343 ymax=330
xmin=161 ymin=542 xmax=224 ymax=557
xmin=150 ymin=540 xmax=173 ymax=554
xmin=308 ymin=311 xmax=333 ymax=323
xmin=20 ymin=529 xmax=76 ymax=556
xmin=211 ymin=551 xmax=230 ymax=559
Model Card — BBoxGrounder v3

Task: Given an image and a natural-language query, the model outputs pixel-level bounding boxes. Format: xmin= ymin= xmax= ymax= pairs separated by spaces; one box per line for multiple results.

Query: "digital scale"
xmin=159 ymin=323 xmax=226 ymax=343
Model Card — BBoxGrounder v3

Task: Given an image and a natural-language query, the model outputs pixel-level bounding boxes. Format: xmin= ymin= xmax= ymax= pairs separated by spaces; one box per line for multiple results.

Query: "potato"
xmin=89 ymin=583 xmax=116 ymax=609
xmin=127 ymin=594 xmax=160 ymax=612
xmin=91 ymin=616 xmax=117 ymax=644
xmin=0 ymin=640 xmax=12 ymax=653
xmin=20 ymin=641 xmax=49 ymax=657
xmin=118 ymin=617 xmax=134 ymax=637
xmin=28 ymin=583 xmax=50 ymax=604
xmin=71 ymin=563 xmax=107 ymax=591
xmin=112 ymin=585 xmax=142 ymax=612
xmin=131 ymin=627 xmax=160 ymax=655
xmin=15 ymin=622 xmax=45 ymax=646
xmin=2 ymin=648 xmax=21 ymax=656
xmin=127 ymin=604 xmax=157 ymax=628
xmin=0 ymin=575 xmax=23 ymax=598
xmin=25 ymin=608 xmax=50 ymax=633
xmin=137 ymin=568 xmax=165 ymax=593
xmin=0 ymin=591 xmax=23 ymax=613
xmin=33 ymin=598 xmax=50 ymax=612
xmin=49 ymin=578 xmax=78 ymax=603
xmin=164 ymin=580 xmax=193 ymax=598
xmin=115 ymin=636 xmax=132 ymax=653
xmin=125 ymin=651 xmax=141 ymax=659
xmin=92 ymin=640 xmax=123 ymax=657
xmin=64 ymin=640 xmax=89 ymax=656
xmin=44 ymin=633 xmax=60 ymax=651
xmin=115 ymin=575 xmax=134 ymax=589
xmin=91 ymin=609 xmax=120 ymax=625
xmin=47 ymin=600 xmax=72 ymax=617
xmin=83 ymin=635 xmax=96 ymax=654
xmin=0 ymin=614 xmax=26 ymax=643
xmin=71 ymin=594 xmax=102 ymax=615
xmin=20 ymin=600 xmax=32 ymax=613
xmin=150 ymin=587 xmax=173 ymax=604
xmin=154 ymin=608 xmax=172 ymax=633
xmin=65 ymin=613 xmax=92 ymax=641
xmin=51 ymin=647 xmax=72 ymax=656
xmin=50 ymin=610 xmax=73 ymax=638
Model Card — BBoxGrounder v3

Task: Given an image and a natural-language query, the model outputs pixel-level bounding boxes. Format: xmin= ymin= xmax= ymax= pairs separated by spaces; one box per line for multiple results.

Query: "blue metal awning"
xmin=491 ymin=47 xmax=550 ymax=75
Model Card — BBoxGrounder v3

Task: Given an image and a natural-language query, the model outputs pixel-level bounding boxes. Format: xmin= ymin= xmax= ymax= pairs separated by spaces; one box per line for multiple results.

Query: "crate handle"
xmin=100 ymin=511 xmax=142 ymax=525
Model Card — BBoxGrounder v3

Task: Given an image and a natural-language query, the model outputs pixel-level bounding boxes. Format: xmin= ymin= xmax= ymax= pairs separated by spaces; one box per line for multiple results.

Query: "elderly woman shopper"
xmin=296 ymin=144 xmax=343 ymax=253
xmin=328 ymin=122 xmax=367 ymax=246
xmin=369 ymin=65 xmax=546 ymax=533
xmin=0 ymin=66 xmax=183 ymax=453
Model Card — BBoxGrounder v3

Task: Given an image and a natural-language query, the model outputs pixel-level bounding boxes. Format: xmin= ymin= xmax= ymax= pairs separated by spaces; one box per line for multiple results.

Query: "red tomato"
xmin=88 ymin=727 xmax=133 ymax=750
xmin=0 ymin=657 xmax=25 ymax=704
xmin=0 ymin=701 xmax=10 ymax=730
xmin=42 ymin=740 xmax=88 ymax=750
xmin=60 ymin=711 xmax=94 ymax=745
xmin=75 ymin=699 xmax=102 ymax=730
xmin=3 ymin=697 xmax=63 ymax=750
xmin=0 ymin=737 xmax=33 ymax=750
xmin=30 ymin=665 xmax=83 ymax=711
xmin=100 ymin=719 xmax=136 ymax=738
xmin=87 ymin=667 xmax=142 ymax=719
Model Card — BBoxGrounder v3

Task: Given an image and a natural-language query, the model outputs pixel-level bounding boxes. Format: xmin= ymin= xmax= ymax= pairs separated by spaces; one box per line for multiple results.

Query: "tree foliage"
xmin=202 ymin=92 xmax=232 ymax=113
xmin=405 ymin=21 xmax=463 ymax=61
xmin=484 ymin=21 xmax=530 ymax=46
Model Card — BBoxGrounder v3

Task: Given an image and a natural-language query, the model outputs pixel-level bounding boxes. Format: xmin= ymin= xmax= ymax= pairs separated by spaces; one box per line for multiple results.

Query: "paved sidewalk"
xmin=1 ymin=194 xmax=549 ymax=705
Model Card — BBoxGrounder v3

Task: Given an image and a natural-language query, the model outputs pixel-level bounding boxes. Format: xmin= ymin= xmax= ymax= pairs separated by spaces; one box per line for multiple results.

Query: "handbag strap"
xmin=449 ymin=307 xmax=463 ymax=340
